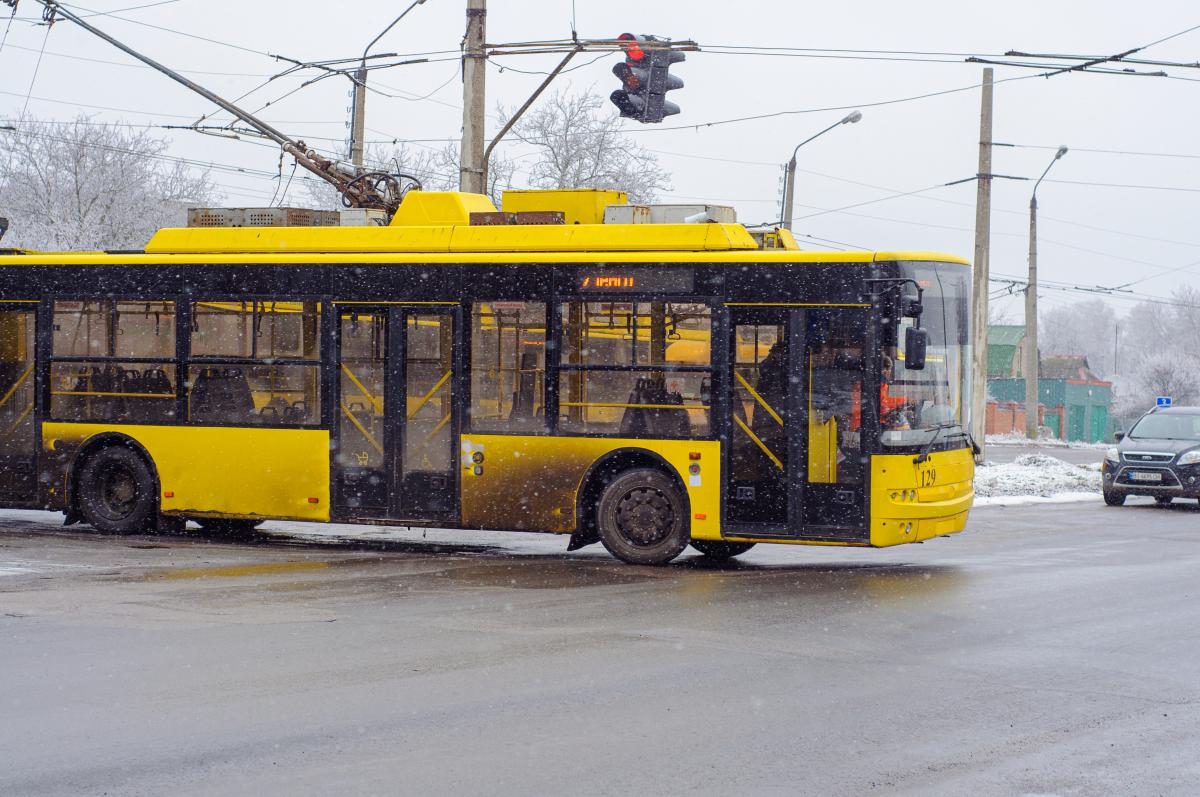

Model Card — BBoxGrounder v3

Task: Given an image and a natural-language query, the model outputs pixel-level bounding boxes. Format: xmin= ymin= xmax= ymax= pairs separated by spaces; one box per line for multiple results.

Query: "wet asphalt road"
xmin=2 ymin=498 xmax=1199 ymax=796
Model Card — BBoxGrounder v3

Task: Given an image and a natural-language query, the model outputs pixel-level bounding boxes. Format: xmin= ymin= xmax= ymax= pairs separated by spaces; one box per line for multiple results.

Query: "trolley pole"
xmin=970 ymin=68 xmax=993 ymax=462
xmin=460 ymin=0 xmax=487 ymax=194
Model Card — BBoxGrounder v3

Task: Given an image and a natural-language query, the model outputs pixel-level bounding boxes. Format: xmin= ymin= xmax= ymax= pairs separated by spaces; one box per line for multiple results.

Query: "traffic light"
xmin=610 ymin=33 xmax=684 ymax=124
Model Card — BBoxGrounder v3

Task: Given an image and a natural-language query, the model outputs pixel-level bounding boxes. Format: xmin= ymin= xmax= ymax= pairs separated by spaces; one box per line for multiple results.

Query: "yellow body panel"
xmin=389 ymin=191 xmax=497 ymax=226
xmin=144 ymin=222 xmax=761 ymax=256
xmin=459 ymin=434 xmax=721 ymax=539
xmin=42 ymin=423 xmax=331 ymax=521
xmin=869 ymin=447 xmax=974 ymax=546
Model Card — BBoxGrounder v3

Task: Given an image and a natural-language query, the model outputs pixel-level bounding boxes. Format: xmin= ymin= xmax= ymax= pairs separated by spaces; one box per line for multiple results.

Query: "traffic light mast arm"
xmin=29 ymin=0 xmax=399 ymax=212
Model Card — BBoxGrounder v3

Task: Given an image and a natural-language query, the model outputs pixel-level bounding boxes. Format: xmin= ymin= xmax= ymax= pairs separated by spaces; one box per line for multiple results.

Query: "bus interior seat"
xmin=508 ymin=349 xmax=540 ymax=420
xmin=620 ymin=377 xmax=690 ymax=437
xmin=191 ymin=367 xmax=255 ymax=423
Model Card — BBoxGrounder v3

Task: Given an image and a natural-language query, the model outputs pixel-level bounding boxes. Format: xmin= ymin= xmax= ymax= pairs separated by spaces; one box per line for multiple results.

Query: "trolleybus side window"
xmin=558 ymin=301 xmax=712 ymax=437
xmin=187 ymin=301 xmax=321 ymax=427
xmin=469 ymin=302 xmax=547 ymax=434
xmin=49 ymin=300 xmax=177 ymax=424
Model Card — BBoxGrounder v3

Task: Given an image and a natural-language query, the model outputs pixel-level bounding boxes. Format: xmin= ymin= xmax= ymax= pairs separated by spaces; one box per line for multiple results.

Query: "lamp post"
xmin=1024 ymin=145 xmax=1068 ymax=439
xmin=781 ymin=110 xmax=862 ymax=230
xmin=349 ymin=0 xmax=428 ymax=168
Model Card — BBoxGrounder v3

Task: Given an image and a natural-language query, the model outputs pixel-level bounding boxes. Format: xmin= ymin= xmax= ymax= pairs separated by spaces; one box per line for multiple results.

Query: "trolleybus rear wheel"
xmin=689 ymin=540 xmax=756 ymax=560
xmin=596 ymin=468 xmax=689 ymax=565
xmin=76 ymin=446 xmax=157 ymax=534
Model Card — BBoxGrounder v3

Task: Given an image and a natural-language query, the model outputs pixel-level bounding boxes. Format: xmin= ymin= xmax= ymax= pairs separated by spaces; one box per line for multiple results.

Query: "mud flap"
xmin=566 ymin=527 xmax=600 ymax=551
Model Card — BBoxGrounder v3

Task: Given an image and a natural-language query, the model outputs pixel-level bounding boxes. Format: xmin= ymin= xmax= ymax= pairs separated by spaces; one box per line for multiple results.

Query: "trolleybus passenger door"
xmin=725 ymin=308 xmax=868 ymax=540
xmin=334 ymin=308 xmax=392 ymax=515
xmin=0 ymin=306 xmax=38 ymax=505
xmin=397 ymin=310 xmax=458 ymax=518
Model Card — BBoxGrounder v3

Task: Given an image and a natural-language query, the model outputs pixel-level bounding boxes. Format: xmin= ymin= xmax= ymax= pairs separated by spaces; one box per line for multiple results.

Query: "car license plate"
xmin=1129 ymin=471 xmax=1163 ymax=482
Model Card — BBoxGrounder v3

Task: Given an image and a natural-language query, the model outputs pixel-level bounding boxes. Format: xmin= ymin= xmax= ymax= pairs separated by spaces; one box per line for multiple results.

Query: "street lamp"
xmin=1024 ymin=145 xmax=1068 ymax=439
xmin=781 ymin=110 xmax=862 ymax=231
xmin=348 ymin=0 xmax=429 ymax=168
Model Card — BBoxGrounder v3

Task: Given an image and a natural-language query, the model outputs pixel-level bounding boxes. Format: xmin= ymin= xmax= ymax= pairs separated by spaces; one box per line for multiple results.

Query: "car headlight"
xmin=1105 ymin=447 xmax=1120 ymax=464
xmin=1178 ymin=449 xmax=1200 ymax=466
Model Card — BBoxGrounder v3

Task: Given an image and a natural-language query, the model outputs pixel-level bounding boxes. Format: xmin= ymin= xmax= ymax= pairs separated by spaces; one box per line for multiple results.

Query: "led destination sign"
xmin=578 ymin=268 xmax=693 ymax=293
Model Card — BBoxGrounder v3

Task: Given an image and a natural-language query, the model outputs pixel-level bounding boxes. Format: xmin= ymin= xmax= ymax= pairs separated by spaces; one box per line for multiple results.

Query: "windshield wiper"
xmin=914 ymin=423 xmax=961 ymax=464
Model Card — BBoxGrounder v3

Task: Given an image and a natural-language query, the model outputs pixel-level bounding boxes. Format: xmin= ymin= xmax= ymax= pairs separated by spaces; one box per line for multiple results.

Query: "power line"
xmin=622 ymin=72 xmax=1045 ymax=133
xmin=999 ymin=141 xmax=1200 ymax=161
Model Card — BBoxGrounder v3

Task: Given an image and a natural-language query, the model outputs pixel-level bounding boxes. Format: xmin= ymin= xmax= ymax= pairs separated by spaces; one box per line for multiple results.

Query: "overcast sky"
xmin=1 ymin=0 xmax=1198 ymax=321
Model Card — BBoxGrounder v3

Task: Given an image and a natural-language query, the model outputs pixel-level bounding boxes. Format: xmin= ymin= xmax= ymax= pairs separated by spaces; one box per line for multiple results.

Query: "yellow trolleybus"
xmin=0 ymin=189 xmax=975 ymax=564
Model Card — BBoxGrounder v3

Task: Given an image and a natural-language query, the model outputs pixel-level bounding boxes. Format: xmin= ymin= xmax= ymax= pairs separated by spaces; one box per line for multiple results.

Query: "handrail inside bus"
xmin=339 ymin=401 xmax=383 ymax=456
xmin=0 ymin=364 xmax=33 ymax=412
xmin=340 ymin=365 xmax=383 ymax=414
xmin=408 ymin=371 xmax=451 ymax=419
xmin=732 ymin=415 xmax=783 ymax=471
xmin=734 ymin=370 xmax=783 ymax=427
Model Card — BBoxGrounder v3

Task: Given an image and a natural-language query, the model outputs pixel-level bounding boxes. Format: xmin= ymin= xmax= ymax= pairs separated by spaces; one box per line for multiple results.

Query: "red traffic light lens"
xmin=617 ymin=32 xmax=645 ymax=61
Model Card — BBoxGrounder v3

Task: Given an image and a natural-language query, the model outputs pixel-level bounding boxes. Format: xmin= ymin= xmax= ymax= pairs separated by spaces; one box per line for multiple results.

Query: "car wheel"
xmin=1155 ymin=496 xmax=1173 ymax=506
xmin=76 ymin=446 xmax=158 ymax=534
xmin=1102 ymin=489 xmax=1126 ymax=507
xmin=596 ymin=468 xmax=689 ymax=565
xmin=689 ymin=540 xmax=756 ymax=560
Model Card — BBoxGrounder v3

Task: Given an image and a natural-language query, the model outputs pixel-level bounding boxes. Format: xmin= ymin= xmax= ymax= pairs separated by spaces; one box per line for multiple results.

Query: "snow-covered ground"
xmin=985 ymin=432 xmax=1109 ymax=450
xmin=973 ymin=453 xmax=1101 ymax=506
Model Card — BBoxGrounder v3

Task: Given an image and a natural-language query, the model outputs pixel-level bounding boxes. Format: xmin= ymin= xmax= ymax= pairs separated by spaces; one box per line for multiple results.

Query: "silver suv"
xmin=1103 ymin=406 xmax=1200 ymax=506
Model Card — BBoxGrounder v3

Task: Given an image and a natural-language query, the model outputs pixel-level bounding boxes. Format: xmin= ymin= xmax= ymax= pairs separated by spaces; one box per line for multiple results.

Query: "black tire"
xmin=1103 ymin=489 xmax=1126 ymax=507
xmin=76 ymin=445 xmax=158 ymax=534
xmin=195 ymin=518 xmax=264 ymax=538
xmin=1155 ymin=496 xmax=1173 ymax=506
xmin=596 ymin=468 xmax=689 ymax=565
xmin=689 ymin=540 xmax=756 ymax=560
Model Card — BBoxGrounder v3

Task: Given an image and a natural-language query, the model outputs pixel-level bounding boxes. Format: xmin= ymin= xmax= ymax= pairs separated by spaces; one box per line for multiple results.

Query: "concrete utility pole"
xmin=349 ymin=1 xmax=429 ymax=169
xmin=459 ymin=0 xmax=487 ymax=194
xmin=1024 ymin=145 xmax=1069 ymax=439
xmin=970 ymin=68 xmax=993 ymax=461
xmin=781 ymin=110 xmax=862 ymax=230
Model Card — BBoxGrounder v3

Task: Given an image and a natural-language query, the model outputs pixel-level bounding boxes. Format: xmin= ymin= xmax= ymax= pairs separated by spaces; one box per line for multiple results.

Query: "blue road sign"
xmin=1156 ymin=396 xmax=1173 ymax=407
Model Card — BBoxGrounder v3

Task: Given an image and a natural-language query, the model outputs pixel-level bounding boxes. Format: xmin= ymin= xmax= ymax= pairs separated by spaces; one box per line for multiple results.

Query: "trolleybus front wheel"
xmin=76 ymin=446 xmax=158 ymax=534
xmin=596 ymin=468 xmax=689 ymax=565
xmin=689 ymin=540 xmax=756 ymax=561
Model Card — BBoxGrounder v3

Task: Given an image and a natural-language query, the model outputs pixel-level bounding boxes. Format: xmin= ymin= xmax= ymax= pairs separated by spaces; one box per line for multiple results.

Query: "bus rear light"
xmin=688 ymin=452 xmax=701 ymax=460
xmin=694 ymin=513 xmax=706 ymax=520
xmin=308 ymin=497 xmax=320 ymax=504
xmin=163 ymin=491 xmax=174 ymax=498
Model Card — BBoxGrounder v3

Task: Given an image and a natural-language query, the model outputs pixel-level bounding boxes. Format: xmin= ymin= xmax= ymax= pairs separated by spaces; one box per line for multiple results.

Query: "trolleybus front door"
xmin=0 ymin=306 xmax=37 ymax=505
xmin=333 ymin=306 xmax=458 ymax=521
xmin=726 ymin=307 xmax=869 ymax=540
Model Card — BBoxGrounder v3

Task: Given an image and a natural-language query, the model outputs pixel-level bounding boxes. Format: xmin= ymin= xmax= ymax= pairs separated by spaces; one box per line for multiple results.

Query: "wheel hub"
xmin=615 ymin=487 xmax=674 ymax=546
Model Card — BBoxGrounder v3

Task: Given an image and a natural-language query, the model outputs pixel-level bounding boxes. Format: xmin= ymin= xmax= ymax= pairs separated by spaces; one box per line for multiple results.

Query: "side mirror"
xmin=905 ymin=327 xmax=928 ymax=371
xmin=1114 ymin=431 xmax=1125 ymax=442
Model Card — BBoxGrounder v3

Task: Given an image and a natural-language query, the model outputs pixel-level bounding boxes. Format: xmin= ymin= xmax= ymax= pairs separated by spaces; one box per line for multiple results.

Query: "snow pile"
xmin=974 ymin=453 xmax=1101 ymax=505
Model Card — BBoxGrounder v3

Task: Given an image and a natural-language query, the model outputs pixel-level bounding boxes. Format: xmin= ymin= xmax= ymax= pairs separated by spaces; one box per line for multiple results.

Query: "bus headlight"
xmin=1105 ymin=447 xmax=1120 ymax=464
xmin=1178 ymin=449 xmax=1200 ymax=466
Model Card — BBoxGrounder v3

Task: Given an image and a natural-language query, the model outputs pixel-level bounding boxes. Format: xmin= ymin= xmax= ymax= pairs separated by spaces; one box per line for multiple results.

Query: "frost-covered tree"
xmin=1039 ymin=298 xmax=1118 ymax=377
xmin=0 ymin=116 xmax=215 ymax=250
xmin=505 ymin=91 xmax=671 ymax=203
